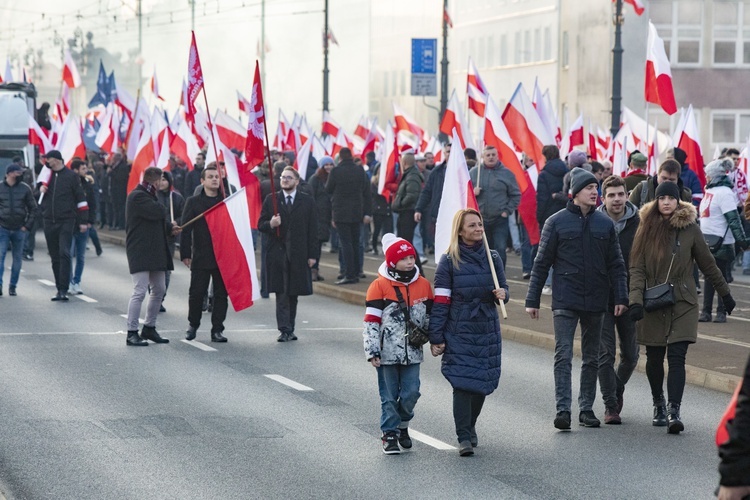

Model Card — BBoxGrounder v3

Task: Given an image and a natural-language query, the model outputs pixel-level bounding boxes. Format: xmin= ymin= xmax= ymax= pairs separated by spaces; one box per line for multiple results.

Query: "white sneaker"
xmin=70 ymin=283 xmax=83 ymax=295
xmin=542 ymin=285 xmax=552 ymax=296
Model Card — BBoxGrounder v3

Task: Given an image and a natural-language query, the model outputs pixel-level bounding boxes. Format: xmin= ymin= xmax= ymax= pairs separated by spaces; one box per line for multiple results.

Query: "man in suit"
xmin=259 ymin=166 xmax=318 ymax=342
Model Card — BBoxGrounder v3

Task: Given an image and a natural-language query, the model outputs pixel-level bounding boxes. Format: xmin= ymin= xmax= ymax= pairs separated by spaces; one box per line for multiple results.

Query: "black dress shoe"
xmin=51 ymin=291 xmax=69 ymax=301
xmin=159 ymin=304 xmax=166 ymax=313
xmin=335 ymin=278 xmax=357 ymax=285
xmin=9 ymin=286 xmax=16 ymax=296
xmin=288 ymin=332 xmax=298 ymax=341
xmin=140 ymin=325 xmax=169 ymax=344
xmin=185 ymin=325 xmax=197 ymax=341
xmin=277 ymin=332 xmax=289 ymax=342
xmin=211 ymin=331 xmax=228 ymax=342
xmin=358 ymin=273 xmax=367 ymax=279
xmin=126 ymin=331 xmax=148 ymax=346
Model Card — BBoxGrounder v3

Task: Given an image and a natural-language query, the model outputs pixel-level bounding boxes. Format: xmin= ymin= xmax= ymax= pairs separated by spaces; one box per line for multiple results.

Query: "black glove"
xmin=722 ymin=294 xmax=736 ymax=315
xmin=629 ymin=303 xmax=644 ymax=322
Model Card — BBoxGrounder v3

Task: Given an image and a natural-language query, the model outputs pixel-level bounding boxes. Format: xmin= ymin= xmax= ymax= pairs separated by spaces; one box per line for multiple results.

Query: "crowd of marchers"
xmin=1 ymin=137 xmax=749 ymax=494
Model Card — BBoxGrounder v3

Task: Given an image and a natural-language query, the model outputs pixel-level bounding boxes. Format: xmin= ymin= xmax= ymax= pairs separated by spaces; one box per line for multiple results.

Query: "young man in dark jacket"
xmin=596 ymin=175 xmax=640 ymax=425
xmin=525 ymin=168 xmax=628 ymax=430
xmin=125 ymin=167 xmax=177 ymax=346
xmin=391 ymin=153 xmax=423 ymax=245
xmin=536 ymin=145 xmax=568 ymax=229
xmin=0 ymin=164 xmax=36 ymax=296
xmin=181 ymin=167 xmax=229 ymax=342
xmin=40 ymin=150 xmax=89 ymax=301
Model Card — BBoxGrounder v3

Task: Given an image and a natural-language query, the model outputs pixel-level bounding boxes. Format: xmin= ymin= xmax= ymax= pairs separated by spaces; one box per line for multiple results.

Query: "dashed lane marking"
xmin=75 ymin=294 xmax=98 ymax=303
xmin=264 ymin=374 xmax=314 ymax=391
xmin=698 ymin=333 xmax=750 ymax=348
xmin=409 ymin=429 xmax=457 ymax=450
xmin=38 ymin=279 xmax=56 ymax=287
xmin=180 ymin=339 xmax=217 ymax=351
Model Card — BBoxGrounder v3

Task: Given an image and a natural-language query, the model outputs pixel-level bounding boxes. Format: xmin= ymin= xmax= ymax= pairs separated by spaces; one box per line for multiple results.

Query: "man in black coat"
xmin=0 ymin=164 xmax=36 ymax=296
xmin=183 ymin=152 xmax=206 ymax=197
xmin=124 ymin=167 xmax=177 ymax=347
xmin=596 ymin=175 xmax=640 ymax=425
xmin=536 ymin=145 xmax=568 ymax=229
xmin=39 ymin=150 xmax=89 ymax=301
xmin=258 ymin=166 xmax=317 ymax=342
xmin=181 ymin=167 xmax=229 ymax=343
xmin=414 ymin=143 xmax=451 ymax=255
xmin=525 ymin=168 xmax=628 ymax=431
xmin=108 ymin=152 xmax=130 ymax=230
xmin=325 ymin=148 xmax=372 ymax=285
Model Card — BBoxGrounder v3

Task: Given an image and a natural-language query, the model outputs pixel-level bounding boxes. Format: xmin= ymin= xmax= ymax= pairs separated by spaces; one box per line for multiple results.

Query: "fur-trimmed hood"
xmin=639 ymin=200 xmax=696 ymax=229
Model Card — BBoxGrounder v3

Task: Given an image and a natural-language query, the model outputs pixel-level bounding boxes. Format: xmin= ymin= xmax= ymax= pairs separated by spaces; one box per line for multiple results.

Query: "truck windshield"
xmin=0 ymin=150 xmax=23 ymax=173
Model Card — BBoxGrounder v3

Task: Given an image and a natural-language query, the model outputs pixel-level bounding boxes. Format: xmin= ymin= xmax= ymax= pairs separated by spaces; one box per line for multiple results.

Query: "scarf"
xmin=386 ymin=267 xmax=417 ymax=283
xmin=140 ymin=181 xmax=158 ymax=198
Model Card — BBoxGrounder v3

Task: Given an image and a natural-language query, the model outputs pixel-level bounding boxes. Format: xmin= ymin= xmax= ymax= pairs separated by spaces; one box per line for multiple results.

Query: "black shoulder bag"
xmin=393 ymin=286 xmax=430 ymax=348
xmin=643 ymin=232 xmax=679 ymax=313
xmin=704 ymin=225 xmax=729 ymax=254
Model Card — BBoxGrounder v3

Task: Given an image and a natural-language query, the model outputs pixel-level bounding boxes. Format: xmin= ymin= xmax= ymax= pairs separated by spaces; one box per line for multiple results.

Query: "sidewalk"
xmin=98 ymin=229 xmax=745 ymax=394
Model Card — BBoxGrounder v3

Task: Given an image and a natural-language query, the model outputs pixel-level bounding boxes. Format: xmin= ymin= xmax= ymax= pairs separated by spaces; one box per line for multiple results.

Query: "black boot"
xmin=126 ymin=330 xmax=148 ymax=346
xmin=211 ymin=331 xmax=228 ymax=343
xmin=652 ymin=396 xmax=667 ymax=427
xmin=140 ymin=325 xmax=169 ymax=344
xmin=667 ymin=403 xmax=684 ymax=434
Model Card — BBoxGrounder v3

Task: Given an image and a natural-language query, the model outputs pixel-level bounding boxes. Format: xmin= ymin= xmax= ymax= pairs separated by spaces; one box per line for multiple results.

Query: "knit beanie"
xmin=382 ymin=233 xmax=416 ymax=268
xmin=568 ymin=149 xmax=588 ymax=168
xmin=568 ymin=168 xmax=598 ymax=197
xmin=655 ymin=181 xmax=681 ymax=200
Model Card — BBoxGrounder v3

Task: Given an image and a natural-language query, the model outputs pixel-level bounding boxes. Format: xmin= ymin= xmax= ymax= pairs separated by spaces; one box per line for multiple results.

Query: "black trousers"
xmin=113 ymin=198 xmax=126 ymax=229
xmin=453 ymin=388 xmax=486 ymax=443
xmin=43 ymin=219 xmax=75 ymax=292
xmin=371 ymin=213 xmax=393 ymax=251
xmin=188 ymin=268 xmax=228 ymax=333
xmin=645 ymin=341 xmax=690 ymax=405
xmin=396 ymin=209 xmax=417 ymax=243
xmin=703 ymin=257 xmax=728 ymax=314
xmin=275 ymin=293 xmax=299 ymax=334
xmin=336 ymin=222 xmax=361 ymax=280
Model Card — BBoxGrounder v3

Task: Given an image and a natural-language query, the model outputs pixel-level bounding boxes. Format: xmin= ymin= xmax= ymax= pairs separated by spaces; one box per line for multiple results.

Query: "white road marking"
xmin=180 ymin=339 xmax=217 ymax=351
xmin=264 ymin=374 xmax=314 ymax=391
xmin=75 ymin=294 xmax=98 ymax=303
xmin=0 ymin=331 xmax=122 ymax=336
xmin=38 ymin=279 xmax=56 ymax=287
xmin=408 ymin=429 xmax=457 ymax=450
xmin=698 ymin=333 xmax=750 ymax=348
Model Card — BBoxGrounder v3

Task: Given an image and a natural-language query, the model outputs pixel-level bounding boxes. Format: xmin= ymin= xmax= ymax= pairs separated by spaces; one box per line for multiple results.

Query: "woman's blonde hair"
xmin=446 ymin=208 xmax=482 ymax=269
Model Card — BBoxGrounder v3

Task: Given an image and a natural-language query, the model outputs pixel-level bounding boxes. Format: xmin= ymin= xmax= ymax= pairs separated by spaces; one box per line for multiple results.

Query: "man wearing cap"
xmin=0 ymin=164 xmax=37 ymax=296
xmin=624 ymin=152 xmax=649 ymax=192
xmin=526 ymin=168 xmax=628 ymax=431
xmin=39 ymin=150 xmax=89 ymax=301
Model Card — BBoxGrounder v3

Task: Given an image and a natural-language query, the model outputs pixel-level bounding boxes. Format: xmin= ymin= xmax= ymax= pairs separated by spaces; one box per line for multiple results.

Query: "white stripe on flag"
xmin=225 ymin=188 xmax=261 ymax=302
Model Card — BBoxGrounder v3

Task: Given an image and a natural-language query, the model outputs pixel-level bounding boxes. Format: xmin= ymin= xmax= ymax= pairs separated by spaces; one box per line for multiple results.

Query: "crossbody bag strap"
xmin=393 ymin=286 xmax=411 ymax=339
xmin=663 ymin=230 xmax=680 ymax=284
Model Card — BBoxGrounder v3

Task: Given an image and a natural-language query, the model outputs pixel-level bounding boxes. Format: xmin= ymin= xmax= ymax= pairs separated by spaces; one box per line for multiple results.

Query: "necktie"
xmin=286 ymin=195 xmax=292 ymax=206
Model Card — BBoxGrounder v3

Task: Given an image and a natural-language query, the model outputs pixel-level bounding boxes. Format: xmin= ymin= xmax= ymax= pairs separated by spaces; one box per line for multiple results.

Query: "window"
xmin=652 ymin=0 xmax=703 ymax=66
xmin=711 ymin=110 xmax=750 ymax=145
xmin=478 ymin=37 xmax=485 ymax=67
xmin=500 ymin=34 xmax=508 ymax=66
xmin=712 ymin=1 xmax=750 ymax=66
xmin=544 ymin=26 xmax=551 ymax=60
xmin=562 ymin=31 xmax=569 ymax=68
xmin=524 ymin=30 xmax=531 ymax=63
xmin=487 ymin=36 xmax=494 ymax=67
xmin=534 ymin=28 xmax=541 ymax=61
xmin=514 ymin=32 xmax=521 ymax=65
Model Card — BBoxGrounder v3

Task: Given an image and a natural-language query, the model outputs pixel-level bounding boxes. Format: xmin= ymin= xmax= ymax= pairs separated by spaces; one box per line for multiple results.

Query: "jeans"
xmin=645 ymin=342 xmax=690 ymax=405
xmin=597 ymin=311 xmax=639 ymax=410
xmin=43 ymin=219 xmax=76 ymax=292
xmin=188 ymin=268 xmax=228 ymax=333
xmin=519 ymin=222 xmax=535 ymax=274
xmin=88 ymin=226 xmax=102 ymax=254
xmin=485 ymin=216 xmax=510 ymax=266
xmin=70 ymin=228 xmax=88 ymax=285
xmin=127 ymin=271 xmax=165 ymax=331
xmin=703 ymin=257 xmax=728 ymax=314
xmin=743 ymin=250 xmax=750 ymax=271
xmin=336 ymin=222 xmax=361 ymax=280
xmin=0 ymin=227 xmax=26 ymax=288
xmin=413 ymin=221 xmax=424 ymax=256
xmin=453 ymin=388 xmax=486 ymax=443
xmin=376 ymin=363 xmax=421 ymax=434
xmin=552 ymin=309 xmax=604 ymax=413
xmin=508 ymin=212 xmax=521 ymax=251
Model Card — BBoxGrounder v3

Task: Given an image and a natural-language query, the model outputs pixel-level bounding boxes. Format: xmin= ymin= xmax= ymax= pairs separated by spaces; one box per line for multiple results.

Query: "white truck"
xmin=0 ymin=82 xmax=37 ymax=176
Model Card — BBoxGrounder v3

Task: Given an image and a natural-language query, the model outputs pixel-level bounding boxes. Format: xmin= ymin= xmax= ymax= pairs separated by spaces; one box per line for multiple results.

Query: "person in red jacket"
xmin=716 ymin=353 xmax=750 ymax=499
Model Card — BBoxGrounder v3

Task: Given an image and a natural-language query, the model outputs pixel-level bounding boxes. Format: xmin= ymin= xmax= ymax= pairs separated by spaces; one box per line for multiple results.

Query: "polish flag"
xmin=676 ymin=105 xmax=706 ymax=189
xmin=434 ymin=128 xmax=479 ymax=263
xmin=330 ymin=127 xmax=351 ymax=159
xmin=321 ymin=110 xmax=341 ymax=137
xmin=115 ymin=79 xmax=136 ymax=120
xmin=565 ymin=114 xmax=585 ymax=156
xmin=360 ymin=121 xmax=379 ymax=163
xmin=467 ymin=57 xmax=488 ymax=117
xmin=294 ymin=135 xmax=314 ymax=180
xmin=150 ymin=108 xmax=170 ymax=160
xmin=186 ymin=31 xmax=205 ymax=119
xmin=502 ymin=83 xmax=554 ymax=169
xmin=95 ymin=104 xmax=119 ymax=154
xmin=59 ymin=84 xmax=71 ymax=119
xmin=616 ymin=0 xmax=645 ymax=16
xmin=125 ymin=98 xmax=149 ymax=161
xmin=612 ymin=136 xmax=628 ymax=177
xmin=484 ymin=96 xmax=528 ymax=192
xmin=376 ymin=123 xmax=399 ymax=200
xmin=171 ymin=118 xmax=200 ymax=171
xmin=204 ymin=187 xmax=261 ymax=311
xmin=155 ymin=128 xmax=172 ymax=170
xmin=273 ymin=109 xmax=290 ymax=149
xmin=393 ymin=103 xmax=426 ymax=149
xmin=237 ymin=91 xmax=251 ymax=114
xmin=443 ymin=5 xmax=453 ymax=28
xmin=647 ymin=126 xmax=659 ymax=176
xmin=244 ymin=61 xmax=267 ymax=169
xmin=588 ymin=120 xmax=598 ymax=162
xmin=439 ymin=89 xmax=476 ymax=150
xmin=215 ymin=109 xmax=247 ymax=152
xmin=62 ymin=50 xmax=81 ymax=88
xmin=127 ymin=120 xmax=156 ymax=193
xmin=57 ymin=116 xmax=86 ymax=166
xmin=645 ymin=21 xmax=677 ymax=115
xmin=353 ymin=116 xmax=369 ymax=140
xmin=311 ymin=135 xmax=327 ymax=162
xmin=29 ymin=115 xmax=53 ymax=154
xmin=150 ymin=67 xmax=165 ymax=101
xmin=532 ymin=81 xmax=560 ymax=147
xmin=37 ymin=165 xmax=52 ymax=187
xmin=298 ymin=115 xmax=312 ymax=146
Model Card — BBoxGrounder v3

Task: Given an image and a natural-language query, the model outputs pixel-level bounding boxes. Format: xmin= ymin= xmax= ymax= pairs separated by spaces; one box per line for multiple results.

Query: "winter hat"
xmin=568 ymin=149 xmax=588 ymax=168
xmin=319 ymin=156 xmax=334 ymax=167
xmin=5 ymin=164 xmax=22 ymax=175
xmin=655 ymin=181 xmax=680 ymax=200
xmin=382 ymin=233 xmax=416 ymax=268
xmin=704 ymin=159 xmax=730 ymax=180
xmin=672 ymin=147 xmax=687 ymax=167
xmin=568 ymin=168 xmax=598 ymax=197
xmin=629 ymin=152 xmax=648 ymax=166
xmin=43 ymin=150 xmax=63 ymax=161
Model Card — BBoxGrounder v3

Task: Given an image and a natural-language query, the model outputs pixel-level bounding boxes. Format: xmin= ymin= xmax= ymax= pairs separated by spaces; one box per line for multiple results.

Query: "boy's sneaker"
xmin=382 ymin=432 xmax=400 ymax=455
xmin=542 ymin=285 xmax=552 ymax=296
xmin=579 ymin=410 xmax=601 ymax=428
xmin=398 ymin=428 xmax=412 ymax=449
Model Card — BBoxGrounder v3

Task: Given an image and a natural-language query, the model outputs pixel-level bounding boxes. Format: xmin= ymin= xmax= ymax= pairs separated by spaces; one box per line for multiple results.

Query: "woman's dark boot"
xmin=652 ymin=396 xmax=667 ymax=427
xmin=667 ymin=403 xmax=684 ymax=434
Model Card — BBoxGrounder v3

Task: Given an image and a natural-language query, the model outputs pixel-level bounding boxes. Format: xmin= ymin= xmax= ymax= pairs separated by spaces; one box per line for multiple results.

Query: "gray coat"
xmin=469 ymin=163 xmax=521 ymax=223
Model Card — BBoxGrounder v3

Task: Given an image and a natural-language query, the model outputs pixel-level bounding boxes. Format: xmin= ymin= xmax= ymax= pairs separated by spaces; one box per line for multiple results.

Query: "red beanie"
xmin=382 ymin=233 xmax=416 ymax=268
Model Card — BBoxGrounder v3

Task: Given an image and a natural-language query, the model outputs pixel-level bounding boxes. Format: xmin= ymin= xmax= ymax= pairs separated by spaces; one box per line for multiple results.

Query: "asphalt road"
xmin=0 ymin=240 xmax=736 ymax=499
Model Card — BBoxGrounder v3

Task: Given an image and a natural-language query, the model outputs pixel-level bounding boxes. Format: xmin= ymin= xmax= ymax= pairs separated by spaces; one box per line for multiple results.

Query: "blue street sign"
xmin=411 ymin=38 xmax=437 ymax=96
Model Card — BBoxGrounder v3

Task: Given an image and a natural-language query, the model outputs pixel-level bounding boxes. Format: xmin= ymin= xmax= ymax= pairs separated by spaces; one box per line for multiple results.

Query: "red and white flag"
xmin=439 ymin=89 xmax=475 ymax=150
xmin=321 ymin=110 xmax=341 ymax=137
xmin=676 ymin=104 xmax=706 ymax=190
xmin=353 ymin=115 xmax=369 ymax=140
xmin=214 ymin=109 xmax=247 ymax=153
xmin=127 ymin=119 xmax=156 ymax=193
xmin=647 ymin=125 xmax=659 ymax=176
xmin=615 ymin=0 xmax=645 ymax=16
xmin=155 ymin=127 xmax=172 ymax=171
xmin=434 ymin=128 xmax=479 ymax=263
xmin=484 ymin=96 xmax=528 ymax=192
xmin=565 ymin=114 xmax=585 ymax=156
xmin=502 ymin=83 xmax=554 ymax=169
xmin=237 ymin=91 xmax=251 ymax=114
xmin=150 ymin=108 xmax=170 ymax=160
xmin=311 ymin=135 xmax=328 ymax=162
xmin=273 ymin=109 xmax=290 ymax=150
xmin=186 ymin=31 xmax=205 ymax=119
xmin=150 ymin=67 xmax=165 ymax=101
xmin=204 ymin=188 xmax=261 ymax=312
xmin=57 ymin=116 xmax=86 ymax=166
xmin=62 ymin=50 xmax=81 ymax=88
xmin=443 ymin=5 xmax=454 ymax=28
xmin=294 ymin=135 xmax=313 ymax=180
xmin=361 ymin=121 xmax=379 ymax=163
xmin=330 ymin=127 xmax=352 ymax=159
xmin=244 ymin=61 xmax=267 ymax=169
xmin=171 ymin=118 xmax=200 ymax=171
xmin=588 ymin=120 xmax=598 ymax=162
xmin=393 ymin=103 xmax=426 ymax=150
xmin=115 ymin=79 xmax=136 ymax=120
xmin=645 ymin=21 xmax=677 ymax=116
xmin=532 ymin=81 xmax=560 ymax=147
xmin=467 ymin=57 xmax=488 ymax=117
xmin=29 ymin=114 xmax=53 ymax=154
xmin=95 ymin=104 xmax=119 ymax=154
xmin=377 ymin=123 xmax=399 ymax=200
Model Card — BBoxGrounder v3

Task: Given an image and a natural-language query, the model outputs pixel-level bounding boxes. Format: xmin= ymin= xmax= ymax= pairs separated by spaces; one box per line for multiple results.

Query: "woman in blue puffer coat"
xmin=429 ymin=208 xmax=509 ymax=456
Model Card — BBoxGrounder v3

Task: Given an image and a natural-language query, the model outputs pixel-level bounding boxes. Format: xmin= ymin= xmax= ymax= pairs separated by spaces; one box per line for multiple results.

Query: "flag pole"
xmin=169 ymin=189 xmax=175 ymax=222
xmin=482 ymin=234 xmax=508 ymax=319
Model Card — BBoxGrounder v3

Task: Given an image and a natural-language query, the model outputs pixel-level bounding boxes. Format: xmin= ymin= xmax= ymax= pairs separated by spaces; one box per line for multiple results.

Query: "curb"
xmin=100 ymin=232 xmax=742 ymax=394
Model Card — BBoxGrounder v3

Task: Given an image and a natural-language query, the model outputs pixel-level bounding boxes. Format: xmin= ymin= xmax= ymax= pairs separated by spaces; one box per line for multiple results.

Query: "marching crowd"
xmin=1 ymin=140 xmax=749 ymax=495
